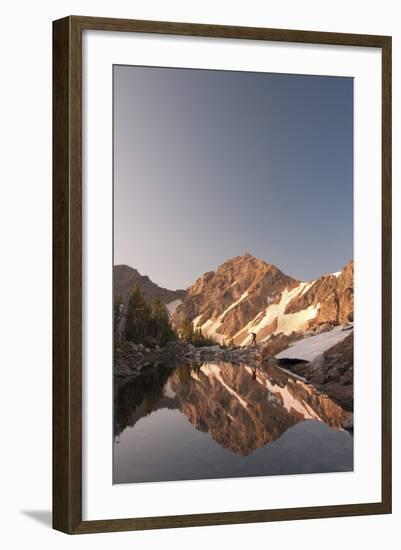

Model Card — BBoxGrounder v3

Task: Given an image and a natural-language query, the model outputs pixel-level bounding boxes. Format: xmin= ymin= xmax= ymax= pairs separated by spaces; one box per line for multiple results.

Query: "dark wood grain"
xmin=52 ymin=15 xmax=392 ymax=534
xmin=70 ymin=15 xmax=389 ymax=47
xmin=381 ymin=36 xmax=392 ymax=514
xmin=52 ymin=16 xmax=82 ymax=534
xmin=75 ymin=502 xmax=388 ymax=534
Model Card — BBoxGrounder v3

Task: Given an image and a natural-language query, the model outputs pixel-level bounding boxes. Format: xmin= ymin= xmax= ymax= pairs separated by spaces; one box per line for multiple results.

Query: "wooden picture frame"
xmin=53 ymin=15 xmax=392 ymax=534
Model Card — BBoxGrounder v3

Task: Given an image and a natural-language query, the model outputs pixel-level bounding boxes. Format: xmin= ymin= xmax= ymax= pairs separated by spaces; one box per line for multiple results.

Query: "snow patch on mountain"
xmin=275 ymin=304 xmax=320 ymax=338
xmin=276 ymin=325 xmax=352 ymax=362
xmin=236 ymin=282 xmax=319 ymax=345
xmin=300 ymin=280 xmax=315 ymax=296
xmin=172 ymin=255 xmax=353 ymax=347
xmin=193 ymin=291 xmax=249 ymax=344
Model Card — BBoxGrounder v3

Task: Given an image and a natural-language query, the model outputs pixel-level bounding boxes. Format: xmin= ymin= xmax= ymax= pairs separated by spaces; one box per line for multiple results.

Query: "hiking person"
xmin=251 ymin=332 xmax=257 ymax=347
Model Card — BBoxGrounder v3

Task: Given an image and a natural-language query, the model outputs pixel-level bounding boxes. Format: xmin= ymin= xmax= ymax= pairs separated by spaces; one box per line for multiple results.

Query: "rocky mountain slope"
xmin=114 ymin=264 xmax=185 ymax=305
xmin=172 ymin=253 xmax=353 ymax=346
xmin=115 ymin=254 xmax=353 ymax=347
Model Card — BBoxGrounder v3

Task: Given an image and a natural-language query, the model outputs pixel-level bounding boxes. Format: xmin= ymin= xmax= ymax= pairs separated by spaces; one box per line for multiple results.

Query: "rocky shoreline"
xmin=114 ymin=341 xmax=262 ymax=378
xmin=114 ymin=336 xmax=353 ymax=417
xmin=278 ymin=333 xmax=354 ymax=413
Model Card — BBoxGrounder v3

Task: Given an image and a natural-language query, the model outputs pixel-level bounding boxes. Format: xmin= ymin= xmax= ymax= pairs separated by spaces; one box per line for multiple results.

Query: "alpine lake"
xmin=113 ymin=360 xmax=353 ymax=484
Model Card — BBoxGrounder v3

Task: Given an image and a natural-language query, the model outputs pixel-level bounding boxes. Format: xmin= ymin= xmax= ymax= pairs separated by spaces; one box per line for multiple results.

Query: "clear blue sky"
xmin=114 ymin=65 xmax=353 ymax=290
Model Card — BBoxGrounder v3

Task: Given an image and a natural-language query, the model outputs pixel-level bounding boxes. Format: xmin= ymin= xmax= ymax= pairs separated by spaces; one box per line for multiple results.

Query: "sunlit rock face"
xmin=172 ymin=254 xmax=353 ymax=346
xmin=114 ymin=255 xmax=353 ymax=348
xmin=172 ymin=253 xmax=296 ymax=341
xmin=114 ymin=361 xmax=351 ymax=457
xmin=284 ymin=260 xmax=354 ymax=326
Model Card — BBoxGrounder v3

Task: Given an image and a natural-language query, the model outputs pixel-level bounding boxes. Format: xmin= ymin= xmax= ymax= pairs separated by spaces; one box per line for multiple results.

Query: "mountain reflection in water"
xmin=114 ymin=362 xmax=353 ymax=483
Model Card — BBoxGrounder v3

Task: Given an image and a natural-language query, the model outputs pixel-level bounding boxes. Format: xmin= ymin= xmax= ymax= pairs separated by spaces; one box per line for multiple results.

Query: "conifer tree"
xmin=180 ymin=318 xmax=194 ymax=342
xmin=125 ymin=285 xmax=152 ymax=343
xmin=151 ymin=299 xmax=176 ymax=344
xmin=124 ymin=286 xmax=177 ymax=345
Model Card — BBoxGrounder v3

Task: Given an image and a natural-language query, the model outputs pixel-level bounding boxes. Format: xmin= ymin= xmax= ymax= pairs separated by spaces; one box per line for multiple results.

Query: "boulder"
xmin=300 ymin=332 xmax=353 ymax=411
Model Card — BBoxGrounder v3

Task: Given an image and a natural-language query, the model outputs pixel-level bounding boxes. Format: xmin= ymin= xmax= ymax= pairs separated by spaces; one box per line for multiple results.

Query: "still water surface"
xmin=113 ymin=362 xmax=353 ymax=483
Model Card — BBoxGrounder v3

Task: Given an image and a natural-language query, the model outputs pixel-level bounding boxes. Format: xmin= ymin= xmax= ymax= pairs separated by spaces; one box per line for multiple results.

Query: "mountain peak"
xmin=236 ymin=251 xmax=258 ymax=261
xmin=240 ymin=251 xmax=255 ymax=259
xmin=115 ymin=264 xmax=140 ymax=275
xmin=222 ymin=252 xmax=265 ymax=267
xmin=218 ymin=253 xmax=285 ymax=279
xmin=113 ymin=265 xmax=185 ymax=304
xmin=173 ymin=254 xmax=298 ymax=338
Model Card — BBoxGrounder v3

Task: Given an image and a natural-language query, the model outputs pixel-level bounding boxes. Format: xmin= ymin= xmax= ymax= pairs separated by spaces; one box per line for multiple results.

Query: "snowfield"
xmin=187 ymin=276 xmax=351 ymax=351
xmin=235 ymin=282 xmax=319 ymax=345
xmin=190 ymin=281 xmax=323 ymax=346
xmin=192 ymin=291 xmax=249 ymax=344
xmin=275 ymin=325 xmax=353 ymax=362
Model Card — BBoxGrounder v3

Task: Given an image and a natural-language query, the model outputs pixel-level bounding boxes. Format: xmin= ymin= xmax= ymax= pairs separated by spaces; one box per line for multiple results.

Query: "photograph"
xmin=112 ymin=64 xmax=354 ymax=484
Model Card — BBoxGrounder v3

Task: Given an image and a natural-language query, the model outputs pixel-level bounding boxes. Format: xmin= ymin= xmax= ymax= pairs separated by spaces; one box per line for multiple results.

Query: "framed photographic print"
xmin=53 ymin=16 xmax=392 ymax=534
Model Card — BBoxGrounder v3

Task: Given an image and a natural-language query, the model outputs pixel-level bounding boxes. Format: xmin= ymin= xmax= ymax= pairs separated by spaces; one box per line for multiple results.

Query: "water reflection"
xmin=114 ymin=362 xmax=353 ymax=483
